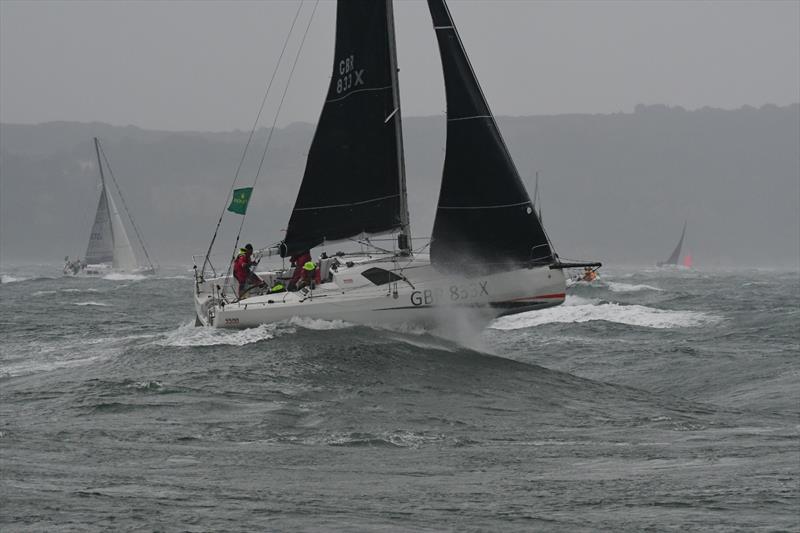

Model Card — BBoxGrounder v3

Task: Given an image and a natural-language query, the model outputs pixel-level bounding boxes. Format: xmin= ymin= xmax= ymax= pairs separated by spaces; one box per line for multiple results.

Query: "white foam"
xmin=32 ymin=290 xmax=58 ymax=297
xmin=1 ymin=353 xmax=109 ymax=377
xmin=33 ymin=288 xmax=100 ymax=297
xmin=102 ymin=273 xmax=146 ymax=281
xmin=1 ymin=275 xmax=27 ymax=284
xmin=73 ymin=301 xmax=111 ymax=307
xmin=287 ymin=316 xmax=353 ymax=330
xmin=63 ymin=288 xmax=100 ymax=293
xmin=490 ymin=295 xmax=719 ymax=330
xmin=605 ymin=281 xmax=663 ymax=292
xmin=157 ymin=322 xmax=280 ymax=347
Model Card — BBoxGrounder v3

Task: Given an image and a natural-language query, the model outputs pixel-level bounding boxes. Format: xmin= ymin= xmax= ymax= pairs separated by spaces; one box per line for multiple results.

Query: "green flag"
xmin=227 ymin=187 xmax=253 ymax=215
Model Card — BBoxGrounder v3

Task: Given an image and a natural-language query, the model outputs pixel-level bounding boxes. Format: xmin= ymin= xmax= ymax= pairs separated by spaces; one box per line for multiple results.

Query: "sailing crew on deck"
xmin=233 ymin=244 xmax=264 ymax=298
xmin=296 ymin=261 xmax=317 ymax=291
xmin=288 ymin=251 xmax=312 ymax=290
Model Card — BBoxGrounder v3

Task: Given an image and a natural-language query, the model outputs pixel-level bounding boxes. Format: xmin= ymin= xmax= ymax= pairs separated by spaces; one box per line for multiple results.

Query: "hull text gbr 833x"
xmin=193 ymin=0 xmax=598 ymax=328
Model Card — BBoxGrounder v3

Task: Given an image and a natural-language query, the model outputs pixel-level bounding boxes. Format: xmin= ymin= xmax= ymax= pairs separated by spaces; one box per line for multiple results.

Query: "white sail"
xmin=107 ymin=189 xmax=138 ymax=271
xmin=84 ymin=184 xmax=114 ymax=264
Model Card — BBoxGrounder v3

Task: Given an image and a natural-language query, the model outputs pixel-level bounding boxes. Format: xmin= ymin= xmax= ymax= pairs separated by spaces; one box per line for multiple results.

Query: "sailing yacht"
xmin=66 ymin=137 xmax=157 ymax=276
xmin=656 ymin=221 xmax=688 ymax=268
xmin=193 ymin=0 xmax=598 ymax=328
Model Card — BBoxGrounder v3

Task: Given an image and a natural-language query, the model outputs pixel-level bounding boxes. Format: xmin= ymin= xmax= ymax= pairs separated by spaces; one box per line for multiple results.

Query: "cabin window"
xmin=361 ymin=267 xmax=404 ymax=286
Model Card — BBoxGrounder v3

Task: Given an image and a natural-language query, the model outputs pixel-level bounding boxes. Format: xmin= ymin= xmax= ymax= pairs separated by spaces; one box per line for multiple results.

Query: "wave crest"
xmin=157 ymin=322 xmax=282 ymax=347
xmin=287 ymin=316 xmax=353 ymax=330
xmin=605 ymin=281 xmax=663 ymax=292
xmin=491 ymin=296 xmax=719 ymax=330
xmin=1 ymin=275 xmax=28 ymax=284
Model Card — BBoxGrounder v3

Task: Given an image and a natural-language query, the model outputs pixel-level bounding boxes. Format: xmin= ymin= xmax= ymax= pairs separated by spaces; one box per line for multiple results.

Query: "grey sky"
xmin=1 ymin=0 xmax=798 ymax=131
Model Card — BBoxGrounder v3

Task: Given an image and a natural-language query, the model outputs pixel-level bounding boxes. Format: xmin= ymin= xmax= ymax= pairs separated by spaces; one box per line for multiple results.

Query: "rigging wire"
xmin=97 ymin=142 xmax=157 ymax=272
xmin=224 ymin=0 xmax=321 ymax=286
xmin=199 ymin=0 xmax=306 ymax=278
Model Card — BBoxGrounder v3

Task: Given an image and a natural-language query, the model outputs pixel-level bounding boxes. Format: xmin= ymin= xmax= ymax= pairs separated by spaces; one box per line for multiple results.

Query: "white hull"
xmin=64 ymin=263 xmax=157 ymax=277
xmin=194 ymin=254 xmax=565 ymax=329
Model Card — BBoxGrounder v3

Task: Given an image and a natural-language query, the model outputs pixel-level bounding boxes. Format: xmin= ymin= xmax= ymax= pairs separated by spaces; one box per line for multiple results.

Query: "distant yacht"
xmin=656 ymin=221 xmax=690 ymax=268
xmin=64 ymin=137 xmax=157 ymax=276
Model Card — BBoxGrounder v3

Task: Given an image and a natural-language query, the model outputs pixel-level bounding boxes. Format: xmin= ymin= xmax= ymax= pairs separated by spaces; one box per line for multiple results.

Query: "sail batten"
xmin=281 ymin=0 xmax=407 ymax=257
xmin=427 ymin=0 xmax=553 ymax=272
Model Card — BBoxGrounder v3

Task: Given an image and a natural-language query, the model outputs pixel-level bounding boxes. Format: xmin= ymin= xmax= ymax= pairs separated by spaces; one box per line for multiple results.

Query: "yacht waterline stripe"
xmin=506 ymin=293 xmax=566 ymax=301
xmin=294 ymin=193 xmax=400 ymax=211
xmin=326 ymin=85 xmax=392 ymax=104
xmin=437 ymin=201 xmax=531 ymax=210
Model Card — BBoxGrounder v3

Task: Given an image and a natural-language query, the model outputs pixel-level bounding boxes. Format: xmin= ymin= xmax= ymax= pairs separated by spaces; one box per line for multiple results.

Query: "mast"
xmin=385 ymin=0 xmax=411 ymax=253
xmin=94 ymin=137 xmax=115 ymax=247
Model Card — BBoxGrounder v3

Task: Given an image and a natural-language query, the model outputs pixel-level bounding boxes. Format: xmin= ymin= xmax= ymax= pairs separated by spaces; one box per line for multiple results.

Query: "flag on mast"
xmin=227 ymin=187 xmax=253 ymax=215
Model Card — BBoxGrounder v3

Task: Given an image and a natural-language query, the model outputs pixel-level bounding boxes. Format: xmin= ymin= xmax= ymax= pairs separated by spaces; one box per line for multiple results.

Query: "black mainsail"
xmin=281 ymin=0 xmax=409 ymax=257
xmin=427 ymin=0 xmax=553 ymax=272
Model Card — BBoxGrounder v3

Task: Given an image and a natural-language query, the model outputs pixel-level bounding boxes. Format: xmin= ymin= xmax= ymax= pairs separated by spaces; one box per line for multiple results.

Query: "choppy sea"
xmin=1 ymin=265 xmax=798 ymax=531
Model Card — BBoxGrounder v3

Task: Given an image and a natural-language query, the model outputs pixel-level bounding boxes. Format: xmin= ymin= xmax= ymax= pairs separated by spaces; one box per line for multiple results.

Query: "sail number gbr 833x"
xmin=335 ymin=55 xmax=365 ymax=96
xmin=410 ymin=281 xmax=489 ymax=307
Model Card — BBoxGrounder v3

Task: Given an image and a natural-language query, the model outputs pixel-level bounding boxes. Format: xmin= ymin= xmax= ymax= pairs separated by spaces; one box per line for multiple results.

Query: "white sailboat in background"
xmin=64 ymin=137 xmax=157 ymax=276
xmin=193 ymin=0 xmax=599 ymax=328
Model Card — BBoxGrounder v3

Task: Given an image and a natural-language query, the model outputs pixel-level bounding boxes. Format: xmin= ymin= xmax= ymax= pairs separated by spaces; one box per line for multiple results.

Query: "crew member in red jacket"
xmin=288 ymin=250 xmax=312 ymax=290
xmin=233 ymin=244 xmax=263 ymax=298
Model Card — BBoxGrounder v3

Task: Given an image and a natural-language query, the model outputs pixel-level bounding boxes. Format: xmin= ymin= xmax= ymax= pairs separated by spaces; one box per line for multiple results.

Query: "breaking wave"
xmin=33 ymin=288 xmax=101 ymax=297
xmin=73 ymin=301 xmax=111 ymax=307
xmin=490 ymin=295 xmax=720 ymax=330
xmin=605 ymin=281 xmax=663 ymax=292
xmin=1 ymin=275 xmax=28 ymax=284
xmin=32 ymin=290 xmax=58 ymax=297
xmin=287 ymin=316 xmax=353 ymax=330
xmin=157 ymin=322 xmax=284 ymax=347
xmin=321 ymin=431 xmax=444 ymax=448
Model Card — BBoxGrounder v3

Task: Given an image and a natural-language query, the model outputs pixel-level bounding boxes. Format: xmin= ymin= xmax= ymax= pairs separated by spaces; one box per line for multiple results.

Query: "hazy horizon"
xmin=2 ymin=104 xmax=798 ymax=270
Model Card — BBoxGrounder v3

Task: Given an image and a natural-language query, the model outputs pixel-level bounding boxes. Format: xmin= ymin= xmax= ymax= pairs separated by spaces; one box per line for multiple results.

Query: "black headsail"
xmin=427 ymin=0 xmax=554 ymax=273
xmin=281 ymin=0 xmax=410 ymax=257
